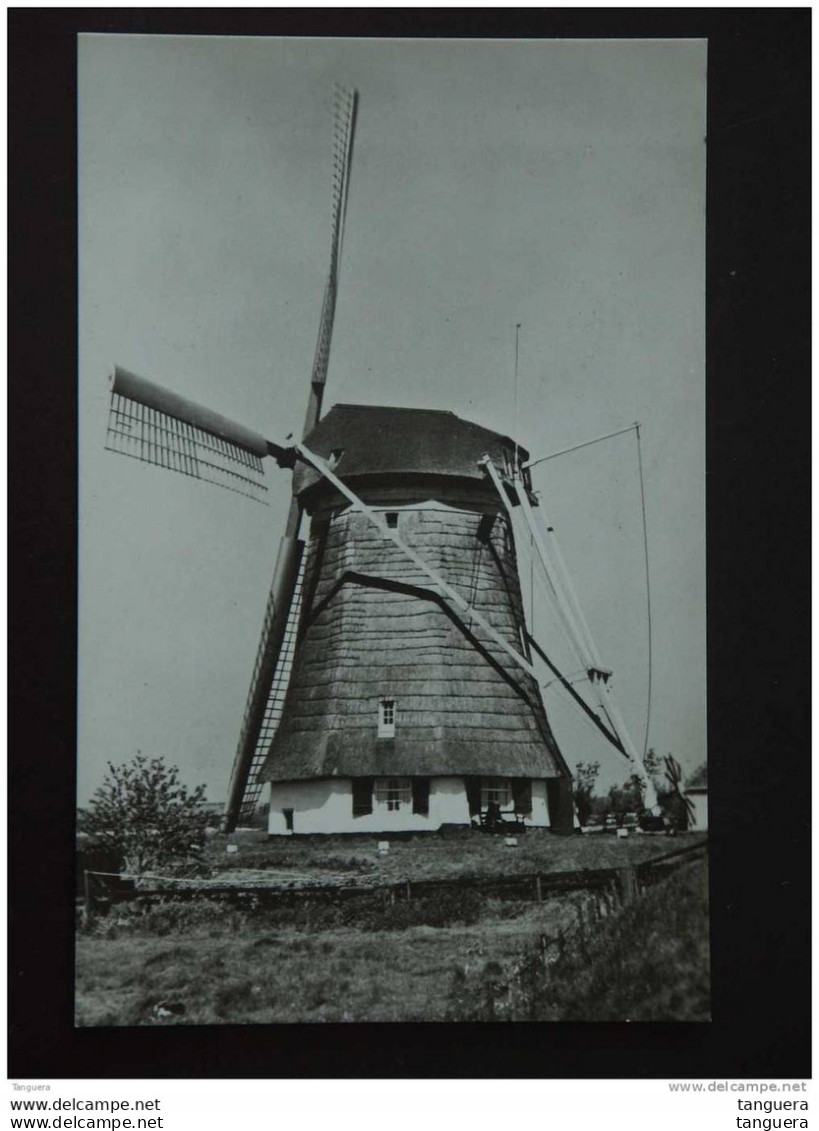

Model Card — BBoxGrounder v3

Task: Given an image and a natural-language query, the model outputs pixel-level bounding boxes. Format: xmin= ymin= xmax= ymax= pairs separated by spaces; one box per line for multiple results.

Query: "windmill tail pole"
xmin=481 ymin=454 xmax=659 ymax=811
xmin=223 ymin=526 xmax=303 ymax=831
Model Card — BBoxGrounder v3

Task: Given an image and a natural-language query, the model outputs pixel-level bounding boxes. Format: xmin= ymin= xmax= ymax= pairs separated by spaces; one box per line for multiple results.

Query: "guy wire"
xmin=635 ymin=423 xmax=653 ymax=759
xmin=513 ymin=323 xmax=521 ymax=477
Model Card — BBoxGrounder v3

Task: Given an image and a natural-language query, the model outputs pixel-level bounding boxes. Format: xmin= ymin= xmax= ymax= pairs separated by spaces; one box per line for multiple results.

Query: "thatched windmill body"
xmin=104 ymin=86 xmax=652 ymax=836
xmin=254 ymin=403 xmax=574 ymax=835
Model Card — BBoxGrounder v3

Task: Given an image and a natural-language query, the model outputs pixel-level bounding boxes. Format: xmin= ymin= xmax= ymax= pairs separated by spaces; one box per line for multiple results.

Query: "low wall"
xmin=268 ymin=776 xmax=472 ymax=835
xmin=268 ymin=777 xmax=554 ymax=834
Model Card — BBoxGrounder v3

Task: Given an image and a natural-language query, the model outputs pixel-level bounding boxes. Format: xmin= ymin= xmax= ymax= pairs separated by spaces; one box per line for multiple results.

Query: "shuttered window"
xmin=412 ymin=778 xmax=430 ymax=816
xmin=352 ymin=777 xmax=373 ymax=817
xmin=481 ymin=778 xmax=511 ymax=808
xmin=511 ymin=779 xmax=533 ymax=816
xmin=374 ymin=777 xmax=411 ymax=811
xmin=465 ymin=777 xmax=482 ymax=816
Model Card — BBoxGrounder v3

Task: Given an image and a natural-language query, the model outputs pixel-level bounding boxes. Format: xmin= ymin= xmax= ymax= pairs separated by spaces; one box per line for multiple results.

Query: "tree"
xmin=78 ymin=754 xmax=209 ymax=875
xmin=572 ymin=761 xmax=601 ymax=826
xmin=626 ymin=772 xmax=647 ymax=810
xmin=605 ymin=773 xmax=647 ymax=821
xmin=656 ymin=751 xmax=691 ymax=830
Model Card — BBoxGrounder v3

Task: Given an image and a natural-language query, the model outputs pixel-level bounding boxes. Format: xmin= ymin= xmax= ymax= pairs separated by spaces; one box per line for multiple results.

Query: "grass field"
xmin=76 ymin=897 xmax=580 ymax=1025
xmin=76 ymin=833 xmax=709 ymax=1026
xmin=201 ymin=827 xmax=697 ymax=883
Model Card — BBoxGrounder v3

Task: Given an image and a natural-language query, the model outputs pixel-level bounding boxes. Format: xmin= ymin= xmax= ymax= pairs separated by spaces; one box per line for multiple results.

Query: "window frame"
xmin=378 ymin=697 xmax=396 ymax=737
xmin=374 ymin=777 xmax=412 ymax=812
xmin=481 ymin=777 xmax=512 ymax=809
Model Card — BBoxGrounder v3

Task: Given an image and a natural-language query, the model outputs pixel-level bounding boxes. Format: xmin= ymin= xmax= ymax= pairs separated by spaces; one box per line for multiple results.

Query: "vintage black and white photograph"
xmin=77 ymin=33 xmax=708 ymax=1025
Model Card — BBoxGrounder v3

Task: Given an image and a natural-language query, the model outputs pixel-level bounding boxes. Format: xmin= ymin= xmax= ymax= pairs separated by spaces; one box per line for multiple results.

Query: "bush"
xmin=345 ymin=888 xmax=482 ymax=932
xmin=81 ymin=884 xmax=486 ymax=938
xmin=444 ymin=860 xmax=710 ymax=1022
xmin=81 ymin=898 xmax=252 ymax=939
xmin=78 ymin=755 xmax=209 ymax=876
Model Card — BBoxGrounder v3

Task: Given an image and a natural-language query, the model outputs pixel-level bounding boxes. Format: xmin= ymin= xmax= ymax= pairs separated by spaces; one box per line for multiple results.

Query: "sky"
xmin=78 ymin=35 xmax=706 ymax=804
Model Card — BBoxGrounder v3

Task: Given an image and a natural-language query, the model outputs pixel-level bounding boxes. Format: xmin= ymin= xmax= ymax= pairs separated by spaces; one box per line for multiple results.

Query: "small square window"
xmin=378 ymin=698 xmax=396 ymax=737
xmin=385 ymin=512 xmax=399 ymax=529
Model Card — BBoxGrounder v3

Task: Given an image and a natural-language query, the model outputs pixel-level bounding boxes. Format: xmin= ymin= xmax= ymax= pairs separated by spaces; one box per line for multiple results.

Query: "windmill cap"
xmin=294 ymin=403 xmax=528 ymax=499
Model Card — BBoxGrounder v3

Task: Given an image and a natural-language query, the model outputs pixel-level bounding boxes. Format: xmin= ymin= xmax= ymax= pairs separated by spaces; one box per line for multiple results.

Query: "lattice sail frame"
xmin=230 ymin=553 xmax=307 ymax=823
xmin=310 ymin=84 xmax=358 ymax=393
xmin=105 ymin=367 xmax=270 ymax=504
xmin=664 ymin=754 xmax=696 ymax=824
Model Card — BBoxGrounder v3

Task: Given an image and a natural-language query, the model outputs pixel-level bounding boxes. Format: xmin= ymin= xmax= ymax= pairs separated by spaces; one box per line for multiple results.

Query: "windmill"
xmin=103 ymin=85 xmax=656 ymax=836
xmin=663 ymin=754 xmax=696 ymax=830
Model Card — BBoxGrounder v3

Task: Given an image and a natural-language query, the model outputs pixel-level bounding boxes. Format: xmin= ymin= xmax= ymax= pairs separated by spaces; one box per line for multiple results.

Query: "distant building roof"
xmin=685 ymin=762 xmax=708 ymax=792
xmin=294 ymin=403 xmax=527 ymax=500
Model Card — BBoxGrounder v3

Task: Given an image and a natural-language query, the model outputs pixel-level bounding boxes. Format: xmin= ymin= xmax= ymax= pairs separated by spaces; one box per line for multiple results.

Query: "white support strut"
xmin=481 ymin=456 xmax=596 ymax=679
xmin=482 ymin=455 xmax=628 ymax=748
xmin=518 ymin=478 xmax=638 ymax=762
xmin=542 ymin=522 xmax=605 ymax=672
xmin=522 ymin=496 xmax=648 ymax=776
xmin=480 ymin=453 xmax=658 ymax=806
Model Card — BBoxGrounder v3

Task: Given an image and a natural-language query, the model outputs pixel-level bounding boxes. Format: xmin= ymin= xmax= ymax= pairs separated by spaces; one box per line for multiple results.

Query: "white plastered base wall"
xmin=268 ymin=776 xmax=552 ymax=835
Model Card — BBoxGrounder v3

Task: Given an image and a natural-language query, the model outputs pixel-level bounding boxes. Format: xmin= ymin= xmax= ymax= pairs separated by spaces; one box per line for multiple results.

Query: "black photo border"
xmin=8 ymin=7 xmax=811 ymax=1079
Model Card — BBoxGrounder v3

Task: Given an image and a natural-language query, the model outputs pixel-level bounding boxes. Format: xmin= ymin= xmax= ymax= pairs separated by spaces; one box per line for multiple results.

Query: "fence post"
xmin=405 ymin=879 xmax=411 ymax=902
xmin=618 ymin=865 xmax=637 ymax=905
xmin=535 ymin=874 xmax=542 ymax=902
xmin=83 ymin=870 xmax=92 ymax=926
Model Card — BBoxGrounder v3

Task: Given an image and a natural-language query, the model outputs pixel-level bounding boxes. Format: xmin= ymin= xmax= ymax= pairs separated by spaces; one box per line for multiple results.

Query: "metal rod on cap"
xmin=524 ymin=423 xmax=639 ymax=470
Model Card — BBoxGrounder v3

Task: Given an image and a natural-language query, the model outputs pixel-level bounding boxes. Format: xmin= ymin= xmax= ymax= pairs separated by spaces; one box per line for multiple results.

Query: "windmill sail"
xmin=310 ymin=84 xmax=358 ymax=398
xmin=223 ymin=86 xmax=359 ymax=831
xmin=664 ymin=754 xmax=696 ymax=826
xmin=106 ymin=366 xmax=271 ymax=504
xmin=225 ymin=548 xmax=307 ymax=823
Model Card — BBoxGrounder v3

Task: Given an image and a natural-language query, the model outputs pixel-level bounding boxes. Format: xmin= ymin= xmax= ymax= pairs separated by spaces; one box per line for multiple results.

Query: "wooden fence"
xmin=82 ymin=839 xmax=706 ymax=922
